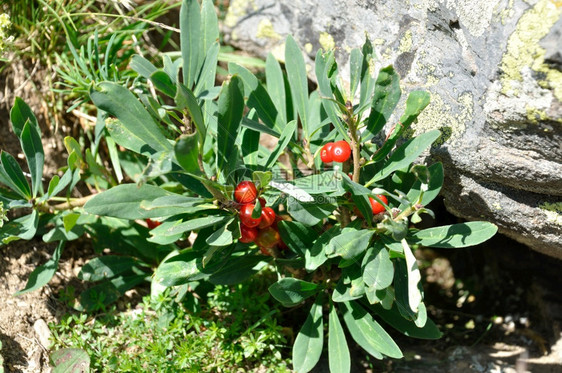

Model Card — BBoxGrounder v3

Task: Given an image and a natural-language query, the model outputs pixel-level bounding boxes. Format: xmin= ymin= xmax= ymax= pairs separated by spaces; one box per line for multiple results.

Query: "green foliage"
xmin=49 ymin=282 xmax=290 ymax=372
xmin=4 ymin=0 xmax=498 ymax=370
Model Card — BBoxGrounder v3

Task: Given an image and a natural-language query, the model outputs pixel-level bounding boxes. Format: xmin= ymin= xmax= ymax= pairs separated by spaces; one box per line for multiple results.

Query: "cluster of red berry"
xmin=234 ymin=181 xmax=286 ymax=255
xmin=320 ymin=140 xmax=351 ymax=163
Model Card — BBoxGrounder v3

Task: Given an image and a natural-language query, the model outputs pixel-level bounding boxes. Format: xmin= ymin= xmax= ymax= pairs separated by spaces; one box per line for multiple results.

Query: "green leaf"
xmin=229 ymin=62 xmax=282 ymax=132
xmin=252 ymin=171 xmax=273 ymax=190
xmin=285 ymin=36 xmax=310 ymax=137
xmin=349 ymin=48 xmax=363 ymax=99
xmin=84 ymin=184 xmax=173 ymax=219
xmin=150 ymin=215 xmax=230 ymax=239
xmin=373 ymin=303 xmax=442 ymax=339
xmin=208 ymin=255 xmax=267 ymax=285
xmin=405 ymin=162 xmax=443 ymax=207
xmin=268 ymin=278 xmax=320 ymax=307
xmin=175 ymin=84 xmax=206 ymax=148
xmin=78 ymin=256 xmax=142 ymax=282
xmin=362 ymin=242 xmax=394 ymax=290
xmin=10 ymin=97 xmax=39 ymax=138
xmin=366 ymin=129 xmax=441 ymax=186
xmin=241 ymin=116 xmax=280 ymax=137
xmin=305 ymin=225 xmax=339 ymax=271
xmin=194 ymin=41 xmax=219 ymax=96
xmin=200 ymin=0 xmax=219 ymax=54
xmin=287 ymin=195 xmax=336 ymax=226
xmin=141 ymin=195 xmax=214 ymax=218
xmin=90 ymin=82 xmax=172 ymax=154
xmin=180 ymin=0 xmax=201 ymax=88
xmin=105 ymin=119 xmax=150 ymax=156
xmin=269 ymin=180 xmax=314 ymax=203
xmin=329 ymin=303 xmax=351 ymax=373
xmin=15 ymin=241 xmax=64 ymax=295
xmin=150 ymin=70 xmax=177 ymax=97
xmin=370 ymin=90 xmax=431 ymax=162
xmin=0 ymin=152 xmax=31 ymax=199
xmin=277 ymin=221 xmax=316 ymax=256
xmin=20 ymin=121 xmax=44 ymax=198
xmin=205 ymin=219 xmax=234 ymax=246
xmin=402 ymin=239 xmax=422 ymax=313
xmin=341 ymin=300 xmax=403 ymax=359
xmin=359 ymin=38 xmax=375 ymax=110
xmin=400 ymin=90 xmax=431 ymax=127
xmin=0 ymin=210 xmax=38 ymax=244
xmin=264 ymin=120 xmax=297 ymax=169
xmin=265 ymin=53 xmax=287 ymax=125
xmin=105 ymin=135 xmax=123 ymax=183
xmin=315 ymin=50 xmax=349 ymax=141
xmin=333 ymin=267 xmax=365 ymax=302
xmin=50 ymin=348 xmax=90 ymax=373
xmin=328 ymin=228 xmax=374 ymax=260
xmin=365 ymin=66 xmax=401 ymax=139
xmin=216 ymin=76 xmax=244 ymax=179
xmin=341 ymin=174 xmax=376 ymax=223
xmin=130 ymin=54 xmax=157 ymax=79
xmin=292 ymin=297 xmax=324 ymax=373
xmin=292 ymin=171 xmax=344 ymax=194
xmin=408 ymin=221 xmax=498 ymax=248
xmin=174 ymin=133 xmax=201 ymax=174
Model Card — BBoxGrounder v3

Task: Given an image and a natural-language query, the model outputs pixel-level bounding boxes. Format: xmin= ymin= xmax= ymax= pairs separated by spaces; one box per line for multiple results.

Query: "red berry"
xmin=258 ymin=207 xmax=276 ymax=229
xmin=369 ymin=195 xmax=388 ymax=215
xmin=234 ymin=181 xmax=257 ymax=204
xmin=239 ymin=225 xmax=258 ymax=243
xmin=258 ymin=197 xmax=267 ymax=208
xmin=320 ymin=142 xmax=334 ymax=163
xmin=331 ymin=140 xmax=351 ymax=163
xmin=255 ymin=227 xmax=280 ymax=248
xmin=239 ymin=203 xmax=262 ymax=228
xmin=145 ymin=219 xmax=161 ymax=229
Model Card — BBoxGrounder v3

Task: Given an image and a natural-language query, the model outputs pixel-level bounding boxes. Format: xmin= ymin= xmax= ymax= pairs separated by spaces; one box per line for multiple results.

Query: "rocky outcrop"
xmin=224 ymin=0 xmax=562 ymax=259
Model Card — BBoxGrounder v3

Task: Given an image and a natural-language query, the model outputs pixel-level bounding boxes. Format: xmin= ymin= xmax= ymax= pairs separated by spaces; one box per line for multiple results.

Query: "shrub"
xmin=1 ymin=0 xmax=497 ymax=371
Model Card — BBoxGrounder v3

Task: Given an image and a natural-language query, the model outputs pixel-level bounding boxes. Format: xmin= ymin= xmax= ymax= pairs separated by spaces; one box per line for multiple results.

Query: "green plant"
xmin=49 ymin=282 xmax=291 ymax=372
xmin=2 ymin=0 xmax=498 ymax=371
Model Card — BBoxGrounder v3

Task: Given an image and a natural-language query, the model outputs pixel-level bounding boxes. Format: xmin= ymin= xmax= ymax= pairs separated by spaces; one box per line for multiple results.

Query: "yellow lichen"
xmin=399 ymin=30 xmax=413 ymax=53
xmin=256 ymin=19 xmax=282 ymax=40
xmin=224 ymin=0 xmax=254 ymax=28
xmin=525 ymin=106 xmax=549 ymax=124
xmin=319 ymin=32 xmax=335 ymax=51
xmin=499 ymin=0 xmax=562 ymax=98
xmin=304 ymin=43 xmax=313 ymax=54
xmin=413 ymin=92 xmax=474 ymax=146
xmin=539 ymin=202 xmax=562 ymax=225
xmin=373 ymin=38 xmax=386 ymax=46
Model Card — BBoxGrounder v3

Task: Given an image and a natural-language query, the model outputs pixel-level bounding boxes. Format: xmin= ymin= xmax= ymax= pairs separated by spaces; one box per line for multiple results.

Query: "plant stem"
xmin=50 ymin=195 xmax=94 ymax=211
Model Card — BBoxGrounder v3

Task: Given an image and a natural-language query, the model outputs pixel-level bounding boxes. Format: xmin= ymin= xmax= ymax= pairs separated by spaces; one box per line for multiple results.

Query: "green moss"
xmin=499 ymin=0 xmax=562 ymax=98
xmin=256 ymin=18 xmax=282 ymax=40
xmin=319 ymin=32 xmax=335 ymax=51
xmin=539 ymin=202 xmax=562 ymax=225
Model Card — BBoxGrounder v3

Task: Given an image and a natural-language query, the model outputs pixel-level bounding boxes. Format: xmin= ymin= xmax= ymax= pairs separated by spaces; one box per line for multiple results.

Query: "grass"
xmin=49 ymin=272 xmax=292 ymax=372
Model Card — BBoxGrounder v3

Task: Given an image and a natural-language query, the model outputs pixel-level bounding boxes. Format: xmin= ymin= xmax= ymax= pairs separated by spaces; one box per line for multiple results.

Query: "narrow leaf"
xmin=216 ymin=76 xmax=244 ymax=178
xmin=285 ymin=36 xmax=309 ymax=137
xmin=264 ymin=120 xmax=297 ymax=169
xmin=15 ymin=241 xmax=64 ymax=295
xmin=180 ymin=0 xmax=202 ymax=87
xmin=0 ymin=151 xmax=31 ymax=199
xmin=329 ymin=304 xmax=351 ymax=373
xmin=365 ymin=66 xmax=401 ymax=139
xmin=292 ymin=297 xmax=324 ymax=373
xmin=268 ymin=278 xmax=319 ymax=307
xmin=10 ymin=97 xmax=39 ymax=138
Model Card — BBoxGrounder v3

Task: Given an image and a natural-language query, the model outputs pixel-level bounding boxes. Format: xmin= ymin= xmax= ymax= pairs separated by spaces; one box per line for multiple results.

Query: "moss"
xmin=539 ymin=202 xmax=562 ymax=225
xmin=499 ymin=0 xmax=562 ymax=98
xmin=412 ymin=92 xmax=474 ymax=146
xmin=398 ymin=30 xmax=413 ymax=53
xmin=256 ymin=19 xmax=282 ymax=40
xmin=319 ymin=32 xmax=335 ymax=51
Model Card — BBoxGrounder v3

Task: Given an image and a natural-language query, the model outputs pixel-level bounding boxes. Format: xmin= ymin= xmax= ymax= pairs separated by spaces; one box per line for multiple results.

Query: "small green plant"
xmin=2 ymin=0 xmax=498 ymax=371
xmin=50 ymin=285 xmax=291 ymax=372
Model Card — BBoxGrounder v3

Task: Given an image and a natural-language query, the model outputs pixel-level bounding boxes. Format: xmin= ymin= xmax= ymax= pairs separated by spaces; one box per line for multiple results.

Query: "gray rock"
xmin=224 ymin=0 xmax=562 ymax=259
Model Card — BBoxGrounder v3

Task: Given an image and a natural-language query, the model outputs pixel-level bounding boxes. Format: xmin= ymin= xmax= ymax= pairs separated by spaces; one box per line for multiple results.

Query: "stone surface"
xmin=224 ymin=0 xmax=562 ymax=259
